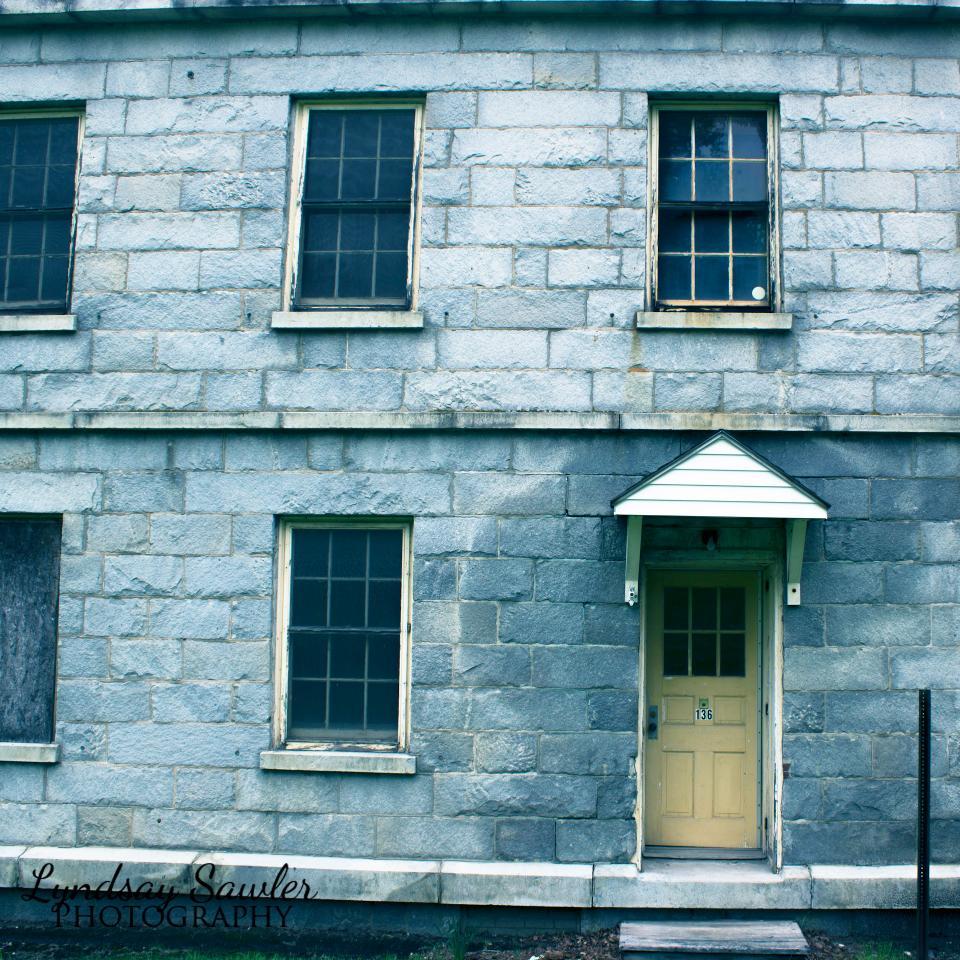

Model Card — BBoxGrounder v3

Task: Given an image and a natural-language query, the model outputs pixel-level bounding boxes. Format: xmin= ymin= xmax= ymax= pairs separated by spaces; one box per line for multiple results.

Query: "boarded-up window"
xmin=0 ymin=517 xmax=61 ymax=743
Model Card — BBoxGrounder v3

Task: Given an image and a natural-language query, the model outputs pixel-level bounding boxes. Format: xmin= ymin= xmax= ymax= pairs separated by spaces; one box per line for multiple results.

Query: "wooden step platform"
xmin=620 ymin=920 xmax=810 ymax=960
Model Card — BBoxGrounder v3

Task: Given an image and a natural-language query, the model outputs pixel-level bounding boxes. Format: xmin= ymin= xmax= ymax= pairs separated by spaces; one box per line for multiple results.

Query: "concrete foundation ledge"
xmin=1 ymin=848 xmax=958 ymax=911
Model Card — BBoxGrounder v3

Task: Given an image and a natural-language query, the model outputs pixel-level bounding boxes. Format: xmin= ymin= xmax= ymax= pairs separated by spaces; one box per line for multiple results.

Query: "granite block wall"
xmin=0 ymin=16 xmax=957 ymax=417
xmin=0 ymin=430 xmax=956 ymax=866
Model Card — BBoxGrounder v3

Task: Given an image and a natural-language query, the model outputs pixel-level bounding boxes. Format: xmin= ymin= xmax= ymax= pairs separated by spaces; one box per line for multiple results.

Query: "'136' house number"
xmin=696 ymin=698 xmax=713 ymax=721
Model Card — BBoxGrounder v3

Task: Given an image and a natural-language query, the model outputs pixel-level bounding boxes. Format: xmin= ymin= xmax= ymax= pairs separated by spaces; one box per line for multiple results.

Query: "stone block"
xmin=375 ymin=816 xmax=493 ymax=860
xmin=465 ymin=688 xmax=587 ymax=733
xmin=151 ymin=682 xmax=232 ymax=722
xmin=532 ymin=645 xmax=637 ymax=688
xmin=413 ymin=517 xmax=498 ymax=557
xmin=834 ymin=252 xmax=917 ymax=292
xmin=807 ymin=211 xmax=882 ymax=248
xmin=548 ymin=249 xmax=619 ymax=287
xmin=499 ymin=602 xmax=584 ymax=646
xmin=784 ymin=647 xmax=887 ymax=691
xmin=434 ymin=773 xmax=596 ymax=818
xmin=109 ymin=721 xmax=268 ymax=768
xmin=825 ymin=604 xmax=928 ymax=647
xmin=85 ymin=598 xmax=147 ymax=638
xmin=540 ymin=733 xmax=635 ymax=775
xmin=76 ymin=807 xmax=133 ymax=846
xmin=495 ymin=818 xmax=556 ymax=860
xmin=454 ymin=645 xmax=531 ymax=686
xmin=890 ymin=648 xmax=960 ymax=689
xmin=475 ymin=733 xmax=537 ymax=773
xmin=182 ymin=640 xmax=269 ymax=681
xmin=451 ymin=128 xmax=606 ymax=167
xmin=824 ymin=520 xmax=920 ymax=561
xmin=478 ymin=91 xmax=620 ymax=126
xmin=784 ymin=692 xmax=825 ymax=733
xmin=824 ymin=171 xmax=915 ymax=210
xmin=133 ymin=808 xmax=273 ymax=853
xmin=788 ymin=375 xmax=873 ymax=414
xmin=534 ymin=53 xmax=597 ymax=90
xmin=865 ymin=133 xmax=957 ymax=171
xmin=414 ymin=601 xmax=497 ymax=646
xmin=499 ymin=517 xmax=603 ymax=559
xmin=425 ymin=92 xmax=477 ymax=129
xmin=549 ymin=329 xmax=634 ymax=370
xmin=437 ymin=329 xmax=548 ymax=368
xmin=458 ymin=559 xmax=534 ymax=601
xmin=174 ymin=768 xmax=235 ymax=810
xmin=824 ymin=690 xmax=917 ymax=733
xmin=797 ymin=332 xmax=921 ymax=373
xmin=57 ymin=680 xmax=151 ymax=723
xmin=475 ymin=289 xmax=587 ymax=329
xmin=587 ymin=691 xmax=636 ymax=732
xmin=556 ymin=819 xmax=634 ymax=862
xmin=785 ymin=734 xmax=872 ymax=777
xmin=454 ymin=473 xmax=565 ymax=515
xmin=46 ymin=762 xmax=173 ymax=807
xmin=103 ymin=555 xmax=183 ymax=596
xmin=655 ymin=373 xmax=722 ymax=411
xmin=884 ymin=562 xmax=960 ymax=603
xmin=803 ymin=131 xmax=863 ymax=170
xmin=110 ymin=639 xmax=182 ymax=680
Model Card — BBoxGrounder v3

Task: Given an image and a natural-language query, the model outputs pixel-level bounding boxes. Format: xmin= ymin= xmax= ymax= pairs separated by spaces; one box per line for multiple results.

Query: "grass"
xmin=854 ymin=945 xmax=915 ymax=960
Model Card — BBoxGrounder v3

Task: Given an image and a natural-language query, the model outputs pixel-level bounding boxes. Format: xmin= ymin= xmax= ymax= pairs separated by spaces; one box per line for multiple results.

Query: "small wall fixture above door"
xmin=612 ymin=432 xmax=829 ymax=607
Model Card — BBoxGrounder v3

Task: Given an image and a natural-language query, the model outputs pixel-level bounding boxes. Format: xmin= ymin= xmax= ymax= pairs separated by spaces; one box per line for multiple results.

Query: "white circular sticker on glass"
xmin=751 ymin=286 xmax=766 ymax=301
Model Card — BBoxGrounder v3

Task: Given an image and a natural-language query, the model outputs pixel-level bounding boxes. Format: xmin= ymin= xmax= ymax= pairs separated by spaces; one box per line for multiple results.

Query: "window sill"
xmin=0 ymin=741 xmax=60 ymax=764
xmin=260 ymin=749 xmax=416 ymax=775
xmin=271 ymin=310 xmax=423 ymax=331
xmin=636 ymin=311 xmax=793 ymax=331
xmin=0 ymin=314 xmax=77 ymax=333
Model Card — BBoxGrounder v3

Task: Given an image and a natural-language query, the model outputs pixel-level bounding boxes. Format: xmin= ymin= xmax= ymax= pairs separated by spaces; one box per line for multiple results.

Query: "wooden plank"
xmin=620 ymin=920 xmax=809 ymax=956
xmin=0 ymin=518 xmax=61 ymax=743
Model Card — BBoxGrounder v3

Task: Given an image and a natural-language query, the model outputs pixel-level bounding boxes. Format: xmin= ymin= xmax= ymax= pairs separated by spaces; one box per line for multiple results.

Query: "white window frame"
xmin=280 ymin=100 xmax=426 ymax=318
xmin=646 ymin=101 xmax=782 ymax=316
xmin=271 ymin=518 xmax=414 ymax=760
xmin=0 ymin=108 xmax=84 ymax=333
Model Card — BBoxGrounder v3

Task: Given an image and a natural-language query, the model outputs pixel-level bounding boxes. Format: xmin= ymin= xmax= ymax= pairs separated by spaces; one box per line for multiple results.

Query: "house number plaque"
xmin=695 ymin=697 xmax=713 ymax=721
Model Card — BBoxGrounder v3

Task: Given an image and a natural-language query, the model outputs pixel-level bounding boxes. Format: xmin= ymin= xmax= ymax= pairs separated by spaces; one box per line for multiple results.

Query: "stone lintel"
xmin=0 ymin=410 xmax=958 ymax=434
xmin=0 ymin=741 xmax=60 ymax=764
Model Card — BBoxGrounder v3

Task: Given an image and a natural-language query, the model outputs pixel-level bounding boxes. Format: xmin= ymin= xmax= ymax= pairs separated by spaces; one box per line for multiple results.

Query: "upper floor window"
xmin=651 ymin=104 xmax=777 ymax=312
xmin=286 ymin=103 xmax=423 ymax=311
xmin=0 ymin=114 xmax=81 ymax=314
xmin=276 ymin=521 xmax=411 ymax=749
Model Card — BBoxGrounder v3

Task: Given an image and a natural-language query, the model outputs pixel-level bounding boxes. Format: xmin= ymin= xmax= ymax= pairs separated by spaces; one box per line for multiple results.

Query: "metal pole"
xmin=917 ymin=688 xmax=931 ymax=960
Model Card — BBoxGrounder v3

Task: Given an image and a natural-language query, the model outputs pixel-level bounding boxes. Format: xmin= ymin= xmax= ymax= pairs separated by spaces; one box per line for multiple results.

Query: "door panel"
xmin=645 ymin=570 xmax=760 ymax=850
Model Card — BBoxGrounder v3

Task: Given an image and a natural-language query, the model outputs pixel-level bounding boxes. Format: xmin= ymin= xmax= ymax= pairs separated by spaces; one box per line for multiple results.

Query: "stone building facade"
xmin=0 ymin=0 xmax=958 ymax=921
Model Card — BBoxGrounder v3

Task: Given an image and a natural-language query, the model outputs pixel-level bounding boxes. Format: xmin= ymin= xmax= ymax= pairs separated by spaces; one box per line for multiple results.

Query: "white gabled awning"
xmin=612 ymin=431 xmax=828 ymax=607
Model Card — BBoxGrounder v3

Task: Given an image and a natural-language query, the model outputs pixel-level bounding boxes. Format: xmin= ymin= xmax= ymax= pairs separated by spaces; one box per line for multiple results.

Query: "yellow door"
xmin=644 ymin=570 xmax=760 ymax=850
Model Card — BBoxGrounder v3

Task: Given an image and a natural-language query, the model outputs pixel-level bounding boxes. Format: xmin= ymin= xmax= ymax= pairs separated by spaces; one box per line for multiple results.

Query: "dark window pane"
xmin=14 ymin=124 xmax=48 ymax=165
xmin=663 ymin=586 xmax=688 ymax=630
xmin=380 ymin=110 xmax=415 ymax=158
xmin=343 ymin=111 xmax=379 ymax=157
xmin=48 ymin=120 xmax=78 ymax=165
xmin=663 ymin=632 xmax=688 ymax=675
xmin=338 ymin=253 xmax=374 ymax=298
xmin=308 ymin=112 xmax=343 ymax=158
xmin=7 ymin=257 xmax=40 ymax=303
xmin=732 ymin=211 xmax=766 ymax=253
xmin=340 ymin=212 xmax=375 ymax=252
xmin=290 ymin=632 xmax=329 ymax=678
xmin=45 ymin=165 xmax=75 ymax=208
xmin=660 ymin=160 xmax=691 ymax=202
xmin=659 ymin=209 xmax=691 ymax=253
xmin=691 ymin=587 xmax=717 ymax=630
xmin=720 ymin=587 xmax=746 ymax=630
xmin=293 ymin=528 xmax=329 ymax=577
xmin=695 ymin=113 xmax=728 ymax=158
xmin=304 ymin=159 xmax=341 ymax=201
xmin=0 ymin=127 xmax=13 ymax=165
xmin=695 ymin=160 xmax=728 ymax=202
xmin=732 ymin=161 xmax=767 ymax=202
xmin=720 ymin=633 xmax=746 ymax=677
xmin=328 ymin=680 xmax=364 ymax=728
xmin=378 ymin=211 xmax=410 ymax=251
xmin=341 ymin=159 xmax=377 ymax=201
xmin=377 ymin=159 xmax=413 ymax=201
xmin=366 ymin=682 xmax=398 ymax=731
xmin=290 ymin=579 xmax=327 ymax=628
xmin=11 ymin=216 xmax=43 ymax=256
xmin=368 ymin=579 xmax=401 ymax=629
xmin=44 ymin=214 xmax=70 ymax=252
xmin=731 ymin=113 xmax=766 ymax=159
xmin=368 ymin=635 xmax=400 ymax=680
xmin=659 ymin=112 xmax=692 ymax=158
xmin=329 ymin=635 xmax=365 ymax=679
xmin=694 ymin=211 xmax=728 ymax=253
xmin=695 ymin=255 xmax=729 ymax=300
xmin=329 ymin=579 xmax=366 ymax=628
xmin=289 ymin=680 xmax=326 ymax=730
xmin=369 ymin=529 xmax=403 ymax=577
xmin=331 ymin=531 xmax=366 ymax=577
xmin=691 ymin=632 xmax=717 ymax=676
xmin=658 ymin=255 xmax=691 ymax=301
xmin=11 ymin=166 xmax=44 ymax=208
xmin=733 ymin=256 xmax=767 ymax=302
xmin=299 ymin=253 xmax=336 ymax=299
xmin=40 ymin=255 xmax=69 ymax=304
xmin=374 ymin=252 xmax=408 ymax=300
xmin=304 ymin=211 xmax=339 ymax=251
xmin=0 ymin=168 xmax=10 ymax=209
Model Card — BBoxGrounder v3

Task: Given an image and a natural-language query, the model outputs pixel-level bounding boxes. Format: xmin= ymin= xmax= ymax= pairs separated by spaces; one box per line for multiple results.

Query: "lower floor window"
xmin=278 ymin=521 xmax=410 ymax=747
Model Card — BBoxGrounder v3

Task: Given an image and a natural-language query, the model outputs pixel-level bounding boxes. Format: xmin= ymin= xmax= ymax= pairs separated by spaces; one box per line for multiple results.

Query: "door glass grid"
xmin=297 ymin=108 xmax=416 ymax=307
xmin=656 ymin=109 xmax=769 ymax=308
xmin=287 ymin=527 xmax=403 ymax=742
xmin=663 ymin=585 xmax=746 ymax=677
xmin=0 ymin=117 xmax=79 ymax=313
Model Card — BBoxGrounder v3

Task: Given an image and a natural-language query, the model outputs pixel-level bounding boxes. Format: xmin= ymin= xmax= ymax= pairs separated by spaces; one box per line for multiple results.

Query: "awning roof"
xmin=612 ymin=431 xmax=829 ymax=521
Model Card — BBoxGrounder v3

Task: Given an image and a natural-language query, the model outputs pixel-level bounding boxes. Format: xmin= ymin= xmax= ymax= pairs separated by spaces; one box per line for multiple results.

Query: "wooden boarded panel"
xmin=0 ymin=517 xmax=61 ymax=743
xmin=620 ymin=920 xmax=809 ymax=956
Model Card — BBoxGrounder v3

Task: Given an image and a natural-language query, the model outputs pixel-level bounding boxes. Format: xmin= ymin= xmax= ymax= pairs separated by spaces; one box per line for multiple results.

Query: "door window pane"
xmin=720 ymin=633 xmax=746 ymax=677
xmin=691 ymin=632 xmax=718 ymax=676
xmin=663 ymin=632 xmax=689 ymax=675
xmin=287 ymin=526 xmax=404 ymax=743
